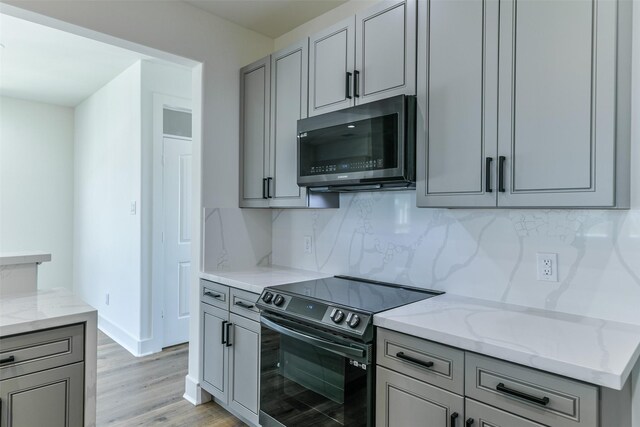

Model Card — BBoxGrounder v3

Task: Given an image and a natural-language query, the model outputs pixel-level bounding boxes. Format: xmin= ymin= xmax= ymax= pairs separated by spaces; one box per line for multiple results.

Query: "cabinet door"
xmin=0 ymin=362 xmax=84 ymax=427
xmin=228 ymin=313 xmax=260 ymax=425
xmin=355 ymin=0 xmax=416 ymax=105
xmin=308 ymin=17 xmax=355 ymax=116
xmin=269 ymin=40 xmax=309 ymax=208
xmin=416 ymin=0 xmax=498 ymax=208
xmin=465 ymin=399 xmax=546 ymax=427
xmin=201 ymin=303 xmax=229 ymax=403
xmin=497 ymin=0 xmax=618 ymax=207
xmin=239 ymin=56 xmax=270 ymax=208
xmin=376 ymin=366 xmax=464 ymax=427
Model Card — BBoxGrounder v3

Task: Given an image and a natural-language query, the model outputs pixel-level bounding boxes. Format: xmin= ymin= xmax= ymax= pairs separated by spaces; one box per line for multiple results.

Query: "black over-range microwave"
xmin=297 ymin=95 xmax=416 ymax=192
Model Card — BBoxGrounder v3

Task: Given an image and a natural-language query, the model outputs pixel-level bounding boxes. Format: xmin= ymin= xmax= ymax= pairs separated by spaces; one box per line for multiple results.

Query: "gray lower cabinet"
xmin=0 ymin=362 xmax=84 ymax=427
xmin=376 ymin=366 xmax=464 ymax=427
xmin=228 ymin=313 xmax=260 ymax=422
xmin=202 ymin=302 xmax=229 ymax=403
xmin=200 ymin=280 xmax=260 ymax=426
xmin=376 ymin=328 xmax=609 ymax=426
xmin=417 ymin=0 xmax=631 ymax=209
xmin=465 ymin=399 xmax=546 ymax=427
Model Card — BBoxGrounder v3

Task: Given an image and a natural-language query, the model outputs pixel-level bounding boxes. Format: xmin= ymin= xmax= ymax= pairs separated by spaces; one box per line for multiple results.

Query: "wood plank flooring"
xmin=97 ymin=331 xmax=246 ymax=427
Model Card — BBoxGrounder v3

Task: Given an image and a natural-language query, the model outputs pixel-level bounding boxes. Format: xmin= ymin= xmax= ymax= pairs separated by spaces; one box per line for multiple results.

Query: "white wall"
xmin=0 ymin=0 xmax=275 ymax=403
xmin=74 ymin=63 xmax=143 ymax=349
xmin=273 ymin=0 xmax=376 ymax=50
xmin=272 ymin=2 xmax=640 ymax=328
xmin=0 ymin=96 xmax=74 ymax=290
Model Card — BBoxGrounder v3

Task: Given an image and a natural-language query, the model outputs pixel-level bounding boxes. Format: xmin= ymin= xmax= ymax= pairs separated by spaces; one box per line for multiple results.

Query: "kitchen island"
xmin=0 ymin=288 xmax=97 ymax=427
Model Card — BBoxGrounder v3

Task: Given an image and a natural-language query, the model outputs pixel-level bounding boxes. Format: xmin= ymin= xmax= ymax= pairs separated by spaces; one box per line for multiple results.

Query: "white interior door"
xmin=163 ymin=136 xmax=192 ymax=347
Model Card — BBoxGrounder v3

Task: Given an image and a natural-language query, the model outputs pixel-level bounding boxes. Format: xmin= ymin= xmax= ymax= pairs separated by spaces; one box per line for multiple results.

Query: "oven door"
xmin=259 ymin=314 xmax=373 ymax=427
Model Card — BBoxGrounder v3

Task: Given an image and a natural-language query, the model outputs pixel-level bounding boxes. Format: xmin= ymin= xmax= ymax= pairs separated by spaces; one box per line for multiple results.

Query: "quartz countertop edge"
xmin=0 ymin=288 xmax=97 ymax=336
xmin=200 ymin=266 xmax=332 ymax=294
xmin=374 ymin=293 xmax=640 ymax=390
xmin=0 ymin=252 xmax=52 ymax=266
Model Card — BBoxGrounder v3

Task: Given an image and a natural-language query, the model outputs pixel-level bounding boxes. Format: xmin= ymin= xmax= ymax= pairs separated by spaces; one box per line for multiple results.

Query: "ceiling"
xmin=0 ymin=13 xmax=153 ymax=107
xmin=185 ymin=0 xmax=348 ymax=38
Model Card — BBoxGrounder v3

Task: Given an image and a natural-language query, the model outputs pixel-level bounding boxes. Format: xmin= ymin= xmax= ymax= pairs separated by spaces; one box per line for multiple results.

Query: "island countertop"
xmin=0 ymin=287 xmax=96 ymax=337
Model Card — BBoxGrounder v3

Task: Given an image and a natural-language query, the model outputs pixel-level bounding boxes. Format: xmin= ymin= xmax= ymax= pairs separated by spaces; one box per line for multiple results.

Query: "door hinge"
xmin=161 ymin=310 xmax=165 ymax=319
xmin=161 ymin=232 xmax=164 ymax=243
xmin=162 ymin=155 xmax=166 ymax=166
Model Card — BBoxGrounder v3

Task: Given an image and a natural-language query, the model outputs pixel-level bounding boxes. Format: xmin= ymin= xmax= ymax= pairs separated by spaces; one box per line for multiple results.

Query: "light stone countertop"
xmin=0 ymin=287 xmax=96 ymax=336
xmin=200 ymin=265 xmax=332 ymax=294
xmin=374 ymin=293 xmax=640 ymax=390
xmin=0 ymin=251 xmax=51 ymax=266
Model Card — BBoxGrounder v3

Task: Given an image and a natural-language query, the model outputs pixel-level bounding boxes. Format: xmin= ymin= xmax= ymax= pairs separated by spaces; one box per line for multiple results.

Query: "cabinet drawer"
xmin=377 ymin=328 xmax=464 ymax=395
xmin=465 ymin=353 xmax=598 ymax=427
xmin=0 ymin=323 xmax=84 ymax=380
xmin=229 ymin=288 xmax=260 ymax=322
xmin=200 ymin=279 xmax=229 ymax=310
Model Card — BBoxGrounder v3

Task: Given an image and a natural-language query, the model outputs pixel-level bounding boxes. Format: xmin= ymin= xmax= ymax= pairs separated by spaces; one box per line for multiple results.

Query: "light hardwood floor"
xmin=97 ymin=331 xmax=247 ymax=427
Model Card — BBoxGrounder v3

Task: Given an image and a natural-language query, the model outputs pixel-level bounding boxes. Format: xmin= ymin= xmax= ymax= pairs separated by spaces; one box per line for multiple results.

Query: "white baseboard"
xmin=98 ymin=314 xmax=157 ymax=357
xmin=184 ymin=374 xmax=210 ymax=405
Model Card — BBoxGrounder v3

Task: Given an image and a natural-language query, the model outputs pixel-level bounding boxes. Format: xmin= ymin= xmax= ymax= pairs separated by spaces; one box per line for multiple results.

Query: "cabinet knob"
xmin=466 ymin=418 xmax=474 ymax=426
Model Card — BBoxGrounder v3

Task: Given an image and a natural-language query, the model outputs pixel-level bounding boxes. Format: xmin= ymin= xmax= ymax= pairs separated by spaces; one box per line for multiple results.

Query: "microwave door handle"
xmin=260 ymin=316 xmax=364 ymax=359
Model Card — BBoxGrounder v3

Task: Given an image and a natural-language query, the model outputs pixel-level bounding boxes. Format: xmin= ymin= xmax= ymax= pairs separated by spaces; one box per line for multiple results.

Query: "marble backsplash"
xmin=271 ymin=191 xmax=640 ymax=326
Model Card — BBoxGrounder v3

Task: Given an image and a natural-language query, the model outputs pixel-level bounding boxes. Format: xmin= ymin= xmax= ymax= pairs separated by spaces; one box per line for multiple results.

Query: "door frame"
xmin=152 ymin=93 xmax=193 ymax=350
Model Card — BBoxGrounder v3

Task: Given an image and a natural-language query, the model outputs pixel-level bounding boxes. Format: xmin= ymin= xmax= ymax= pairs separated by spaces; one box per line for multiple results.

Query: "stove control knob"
xmin=348 ymin=314 xmax=361 ymax=328
xmin=262 ymin=292 xmax=274 ymax=304
xmin=273 ymin=294 xmax=285 ymax=307
xmin=332 ymin=310 xmax=345 ymax=323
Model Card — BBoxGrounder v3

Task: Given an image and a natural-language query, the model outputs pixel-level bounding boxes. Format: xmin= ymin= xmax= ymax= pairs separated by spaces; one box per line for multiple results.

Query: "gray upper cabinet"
xmin=239 ymin=57 xmax=271 ymax=208
xmin=269 ymin=40 xmax=310 ymax=207
xmin=308 ymin=17 xmax=355 ymax=116
xmin=497 ymin=0 xmax=630 ymax=208
xmin=417 ymin=0 xmax=631 ymax=209
xmin=308 ymin=0 xmax=416 ymax=116
xmin=417 ymin=0 xmax=499 ymax=207
xmin=240 ymin=46 xmax=338 ymax=209
xmin=355 ymin=0 xmax=417 ymax=104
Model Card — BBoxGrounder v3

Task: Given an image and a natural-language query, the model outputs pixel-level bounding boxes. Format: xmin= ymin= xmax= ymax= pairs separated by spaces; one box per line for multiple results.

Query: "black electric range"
xmin=257 ymin=275 xmax=442 ymax=343
xmin=256 ymin=276 xmax=443 ymax=427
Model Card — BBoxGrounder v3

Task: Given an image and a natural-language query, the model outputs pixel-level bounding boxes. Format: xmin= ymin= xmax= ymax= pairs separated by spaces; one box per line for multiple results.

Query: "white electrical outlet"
xmin=536 ymin=253 xmax=558 ymax=282
xmin=304 ymin=235 xmax=313 ymax=254
xmin=105 ymin=293 xmax=110 ymax=305
xmin=130 ymin=201 xmax=137 ymax=215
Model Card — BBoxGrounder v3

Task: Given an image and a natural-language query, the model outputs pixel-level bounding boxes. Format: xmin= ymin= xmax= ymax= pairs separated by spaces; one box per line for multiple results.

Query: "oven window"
xmin=260 ymin=324 xmax=369 ymax=427
xmin=299 ymin=114 xmax=399 ymax=177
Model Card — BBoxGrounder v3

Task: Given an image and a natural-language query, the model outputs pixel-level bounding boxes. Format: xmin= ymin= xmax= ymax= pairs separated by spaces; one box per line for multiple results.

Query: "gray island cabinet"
xmin=0 ymin=289 xmax=97 ymax=427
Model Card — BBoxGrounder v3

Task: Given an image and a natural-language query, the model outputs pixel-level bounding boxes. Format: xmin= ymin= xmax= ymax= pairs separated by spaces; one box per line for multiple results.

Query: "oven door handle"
xmin=261 ymin=316 xmax=365 ymax=359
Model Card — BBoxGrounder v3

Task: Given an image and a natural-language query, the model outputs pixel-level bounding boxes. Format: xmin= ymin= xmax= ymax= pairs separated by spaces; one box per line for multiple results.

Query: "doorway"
xmin=154 ymin=98 xmax=193 ymax=348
